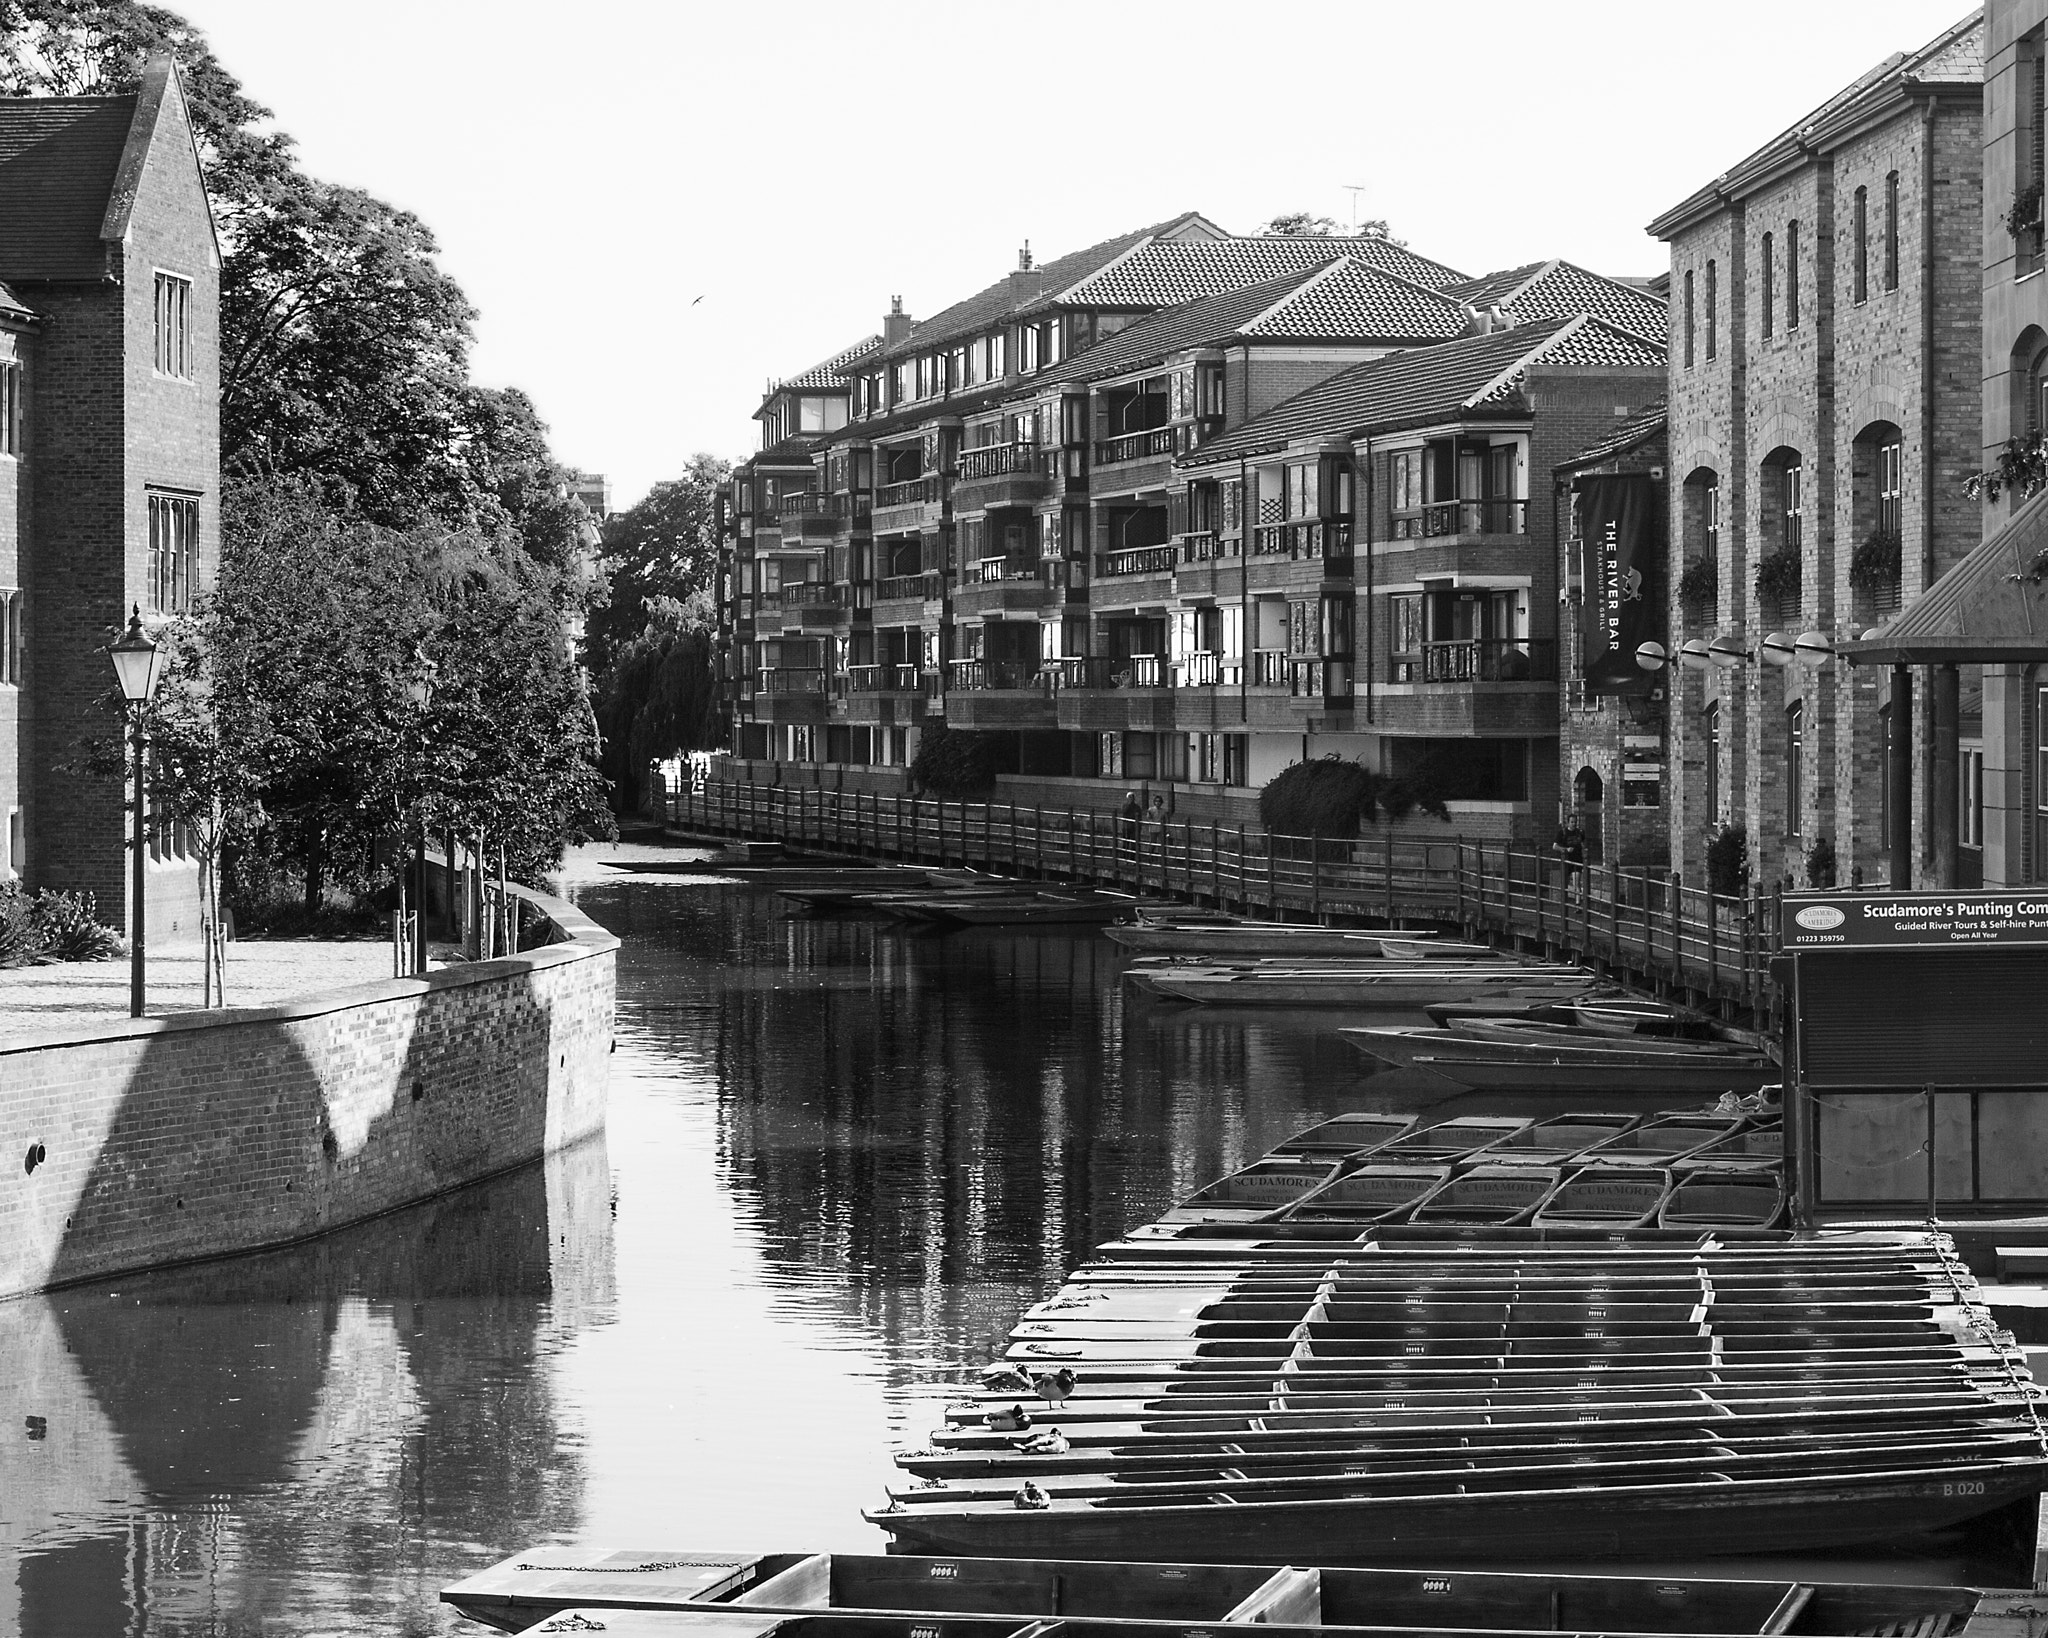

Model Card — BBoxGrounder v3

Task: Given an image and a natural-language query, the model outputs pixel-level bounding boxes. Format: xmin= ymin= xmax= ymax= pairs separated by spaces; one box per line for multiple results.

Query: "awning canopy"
xmin=1840 ymin=486 xmax=2048 ymax=665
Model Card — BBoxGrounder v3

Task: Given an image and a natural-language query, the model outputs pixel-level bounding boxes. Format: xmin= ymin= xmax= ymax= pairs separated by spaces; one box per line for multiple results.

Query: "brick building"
xmin=717 ymin=220 xmax=1665 ymax=837
xmin=0 ymin=58 xmax=219 ymax=933
xmin=1648 ymin=14 xmax=1984 ymax=892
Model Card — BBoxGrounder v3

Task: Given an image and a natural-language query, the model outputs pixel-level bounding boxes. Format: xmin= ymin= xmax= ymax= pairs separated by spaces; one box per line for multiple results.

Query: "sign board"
xmin=1574 ymin=474 xmax=1663 ymax=694
xmin=1780 ymin=890 xmax=2048 ymax=951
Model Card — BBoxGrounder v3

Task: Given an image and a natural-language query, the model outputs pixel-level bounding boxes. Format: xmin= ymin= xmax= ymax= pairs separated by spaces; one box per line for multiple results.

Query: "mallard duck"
xmin=978 ymin=1365 xmax=1031 ymax=1393
xmin=983 ymin=1403 xmax=1032 ymax=1431
xmin=1016 ymin=1426 xmax=1069 ymax=1455
xmin=1013 ymin=1480 xmax=1052 ymax=1510
xmin=1030 ymin=1367 xmax=1076 ymax=1407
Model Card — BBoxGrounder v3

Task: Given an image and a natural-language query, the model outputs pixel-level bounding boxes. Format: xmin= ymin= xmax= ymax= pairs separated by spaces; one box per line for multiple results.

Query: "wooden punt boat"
xmin=1137 ymin=965 xmax=1599 ymax=1009
xmin=1475 ymin=1115 xmax=1643 ymax=1166
xmin=1658 ymin=1168 xmax=1790 ymax=1230
xmin=901 ymin=891 xmax=1138 ymax=928
xmin=1570 ymin=998 xmax=1706 ymax=1037
xmin=1532 ymin=1165 xmax=1673 ymax=1229
xmin=1443 ymin=1020 xmax=1763 ymax=1057
xmin=1406 ymin=1166 xmax=1562 ymax=1226
xmin=1107 ymin=924 xmax=1388 ymax=957
xmin=1671 ymin=1128 xmax=1784 ymax=1170
xmin=1166 ymin=1165 xmax=1450 ymax=1224
xmin=1380 ymin=936 xmax=1500 ymax=960
xmin=1574 ymin=1115 xmax=1752 ymax=1166
xmin=866 ymin=1452 xmax=2046 ymax=1563
xmin=1340 ymin=1029 xmax=1779 ymax=1097
xmin=1267 ymin=1113 xmax=1418 ymax=1159
xmin=439 ymin=1545 xmax=1990 ymax=1636
xmin=1354 ymin=1117 xmax=1535 ymax=1164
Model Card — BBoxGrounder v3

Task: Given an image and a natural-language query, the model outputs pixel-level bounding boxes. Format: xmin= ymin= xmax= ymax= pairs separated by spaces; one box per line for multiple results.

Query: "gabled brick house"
xmin=0 ymin=57 xmax=220 ymax=935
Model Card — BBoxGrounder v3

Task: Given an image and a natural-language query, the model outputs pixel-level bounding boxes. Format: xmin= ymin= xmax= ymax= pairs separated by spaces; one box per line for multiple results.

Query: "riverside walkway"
xmin=671 ymin=778 xmax=1783 ymax=1029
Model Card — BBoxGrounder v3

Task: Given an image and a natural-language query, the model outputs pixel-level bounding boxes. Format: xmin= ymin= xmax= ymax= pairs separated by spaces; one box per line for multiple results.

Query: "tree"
xmin=587 ymin=455 xmax=729 ymax=671
xmin=592 ymin=595 xmax=722 ymax=814
xmin=1262 ymin=210 xmax=1406 ymax=246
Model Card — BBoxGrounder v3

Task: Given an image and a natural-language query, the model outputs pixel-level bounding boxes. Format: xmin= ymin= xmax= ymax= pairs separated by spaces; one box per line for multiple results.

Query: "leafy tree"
xmin=588 ymin=455 xmax=730 ymax=671
xmin=593 ymin=595 xmax=722 ymax=813
xmin=909 ymin=723 xmax=1003 ymax=798
xmin=1262 ymin=210 xmax=1405 ymax=245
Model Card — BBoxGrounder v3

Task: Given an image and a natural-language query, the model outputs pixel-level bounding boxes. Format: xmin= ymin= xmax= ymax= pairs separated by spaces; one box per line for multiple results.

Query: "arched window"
xmin=1853 ymin=186 xmax=1869 ymax=304
xmin=2010 ymin=326 xmax=2048 ymax=439
xmin=1787 ymin=221 xmax=1801 ymax=328
xmin=1852 ymin=422 xmax=1905 ymax=615
xmin=1704 ymin=699 xmax=1721 ymax=824
xmin=3 ymin=591 xmax=18 ymax=686
xmin=1761 ymin=447 xmax=1804 ymax=554
xmin=1760 ymin=232 xmax=1774 ymax=337
xmin=1705 ymin=261 xmax=1718 ymax=359
xmin=1786 ymin=699 xmax=1804 ymax=840
xmin=1683 ymin=270 xmax=1696 ymax=367
xmin=1884 ymin=171 xmax=1900 ymax=291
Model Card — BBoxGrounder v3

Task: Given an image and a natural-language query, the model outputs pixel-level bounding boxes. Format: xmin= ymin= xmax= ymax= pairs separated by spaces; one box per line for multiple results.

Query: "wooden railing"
xmin=669 ymin=779 xmax=1782 ymax=1026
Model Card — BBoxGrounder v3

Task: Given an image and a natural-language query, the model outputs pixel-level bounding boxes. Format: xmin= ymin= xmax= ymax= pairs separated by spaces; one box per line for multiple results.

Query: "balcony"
xmin=1094 ymin=427 xmax=1177 ymax=465
xmin=1096 ymin=544 xmax=1177 ymax=578
xmin=947 ymin=658 xmax=1043 ymax=691
xmin=1043 ymin=654 xmax=1169 ymax=690
xmin=1046 ymin=654 xmax=1174 ymax=733
xmin=751 ymin=665 xmax=831 ymax=724
xmin=1170 ymin=650 xmax=1242 ymax=688
xmin=877 ymin=475 xmax=944 ymax=507
xmin=847 ymin=663 xmax=925 ymax=694
xmin=1404 ymin=637 xmax=1558 ymax=684
xmin=779 ymin=492 xmax=837 ymax=541
xmin=1251 ymin=648 xmax=1289 ymax=687
xmin=1391 ymin=499 xmax=1528 ymax=540
xmin=944 ymin=656 xmax=1058 ymax=728
xmin=954 ymin=557 xmax=1057 ymax=618
xmin=756 ymin=667 xmax=829 ymax=695
xmin=1249 ymin=520 xmax=1351 ymax=561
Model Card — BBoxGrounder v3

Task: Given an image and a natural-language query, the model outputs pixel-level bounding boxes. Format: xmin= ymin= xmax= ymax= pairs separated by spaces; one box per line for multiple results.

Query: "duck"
xmin=1016 ymin=1426 xmax=1069 ymax=1455
xmin=1013 ymin=1480 xmax=1052 ymax=1510
xmin=983 ymin=1403 xmax=1032 ymax=1432
xmin=978 ymin=1365 xmax=1031 ymax=1393
xmin=1030 ymin=1367 xmax=1077 ymax=1407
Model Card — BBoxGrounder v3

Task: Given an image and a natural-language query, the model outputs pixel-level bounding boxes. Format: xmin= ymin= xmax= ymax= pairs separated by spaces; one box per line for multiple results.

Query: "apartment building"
xmin=0 ymin=58 xmax=218 ymax=934
xmin=1649 ymin=13 xmax=1984 ymax=892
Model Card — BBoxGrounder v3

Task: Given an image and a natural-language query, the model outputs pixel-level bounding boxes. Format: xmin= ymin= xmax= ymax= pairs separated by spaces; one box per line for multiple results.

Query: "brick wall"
xmin=0 ymin=887 xmax=615 ymax=1299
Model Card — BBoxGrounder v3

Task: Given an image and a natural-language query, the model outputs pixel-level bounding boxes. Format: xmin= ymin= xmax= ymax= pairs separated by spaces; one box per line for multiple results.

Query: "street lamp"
xmin=109 ymin=606 xmax=163 ymax=1018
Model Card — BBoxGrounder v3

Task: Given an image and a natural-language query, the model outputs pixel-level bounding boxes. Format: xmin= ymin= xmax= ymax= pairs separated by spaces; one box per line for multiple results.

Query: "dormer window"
xmin=1019 ymin=325 xmax=1040 ymax=374
xmin=989 ymin=331 xmax=1008 ymax=378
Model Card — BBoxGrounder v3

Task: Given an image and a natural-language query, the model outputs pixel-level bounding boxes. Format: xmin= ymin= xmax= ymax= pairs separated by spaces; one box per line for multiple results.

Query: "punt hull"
xmin=1146 ymin=976 xmax=1597 ymax=1009
xmin=869 ymin=1464 xmax=2040 ymax=1566
xmin=1107 ymin=927 xmax=1385 ymax=957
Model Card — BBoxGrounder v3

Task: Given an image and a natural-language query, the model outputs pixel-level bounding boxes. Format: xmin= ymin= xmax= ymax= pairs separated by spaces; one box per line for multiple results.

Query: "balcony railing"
xmin=955 ymin=442 xmax=1042 ymax=481
xmin=847 ymin=663 xmax=924 ymax=694
xmin=1412 ymin=637 xmax=1558 ymax=683
xmin=780 ymin=491 xmax=834 ymax=523
xmin=756 ymin=667 xmax=829 ymax=696
xmin=1250 ymin=520 xmax=1349 ymax=560
xmin=1251 ymin=648 xmax=1289 ymax=686
xmin=1393 ymin=499 xmax=1529 ymax=539
xmin=1094 ymin=427 xmax=1177 ymax=465
xmin=1177 ymin=530 xmax=1223 ymax=562
xmin=968 ymin=555 xmax=1038 ymax=584
xmin=877 ymin=476 xmax=944 ymax=507
xmin=1096 ymin=544 xmax=1176 ymax=578
xmin=1170 ymin=651 xmax=1242 ymax=687
xmin=876 ymin=571 xmax=943 ymax=602
xmin=1041 ymin=654 xmax=1167 ymax=690
xmin=947 ymin=658 xmax=1042 ymax=691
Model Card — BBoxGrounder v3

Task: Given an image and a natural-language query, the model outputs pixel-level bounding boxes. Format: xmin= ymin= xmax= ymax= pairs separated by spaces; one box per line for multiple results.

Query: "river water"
xmin=0 ymin=843 xmax=2021 ymax=1635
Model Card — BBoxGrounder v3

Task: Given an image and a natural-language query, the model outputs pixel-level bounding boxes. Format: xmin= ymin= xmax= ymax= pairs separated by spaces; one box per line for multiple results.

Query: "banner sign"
xmin=1575 ymin=474 xmax=1662 ymax=694
xmin=1781 ymin=890 xmax=2048 ymax=951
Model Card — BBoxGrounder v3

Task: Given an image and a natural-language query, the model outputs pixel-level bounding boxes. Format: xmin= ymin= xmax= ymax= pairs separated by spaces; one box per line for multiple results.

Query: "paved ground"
xmin=0 ymin=937 xmax=453 ymax=1044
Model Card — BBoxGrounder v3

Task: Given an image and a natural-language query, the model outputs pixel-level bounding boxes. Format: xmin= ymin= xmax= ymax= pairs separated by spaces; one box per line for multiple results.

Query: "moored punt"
xmin=1107 ymin=923 xmax=1391 ymax=958
xmin=1582 ymin=1115 xmax=1755 ymax=1167
xmin=1267 ymin=1113 xmax=1418 ymax=1159
xmin=1442 ymin=1020 xmax=1764 ymax=1057
xmin=1406 ymin=1166 xmax=1561 ymax=1225
xmin=896 ymin=890 xmax=1138 ymax=927
xmin=1380 ymin=936 xmax=1500 ymax=960
xmin=1136 ymin=964 xmax=1599 ymax=1009
xmin=1532 ymin=1165 xmax=1673 ymax=1229
xmin=1165 ymin=1163 xmax=1450 ymax=1224
xmin=439 ymin=1546 xmax=1989 ymax=1636
xmin=1339 ymin=1029 xmax=1779 ymax=1097
xmin=1671 ymin=1128 xmax=1784 ymax=1170
xmin=1475 ymin=1115 xmax=1644 ymax=1166
xmin=1659 ymin=1168 xmax=1790 ymax=1230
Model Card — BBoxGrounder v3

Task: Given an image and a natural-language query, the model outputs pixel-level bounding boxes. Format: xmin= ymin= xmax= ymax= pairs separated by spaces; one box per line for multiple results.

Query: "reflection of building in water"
xmin=692 ymin=890 xmax=1357 ymax=1391
xmin=0 ymin=1135 xmax=615 ymax=1633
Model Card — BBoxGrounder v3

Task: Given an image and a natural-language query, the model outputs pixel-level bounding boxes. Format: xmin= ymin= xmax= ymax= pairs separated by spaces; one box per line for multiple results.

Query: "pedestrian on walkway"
xmin=1118 ymin=790 xmax=1141 ymax=857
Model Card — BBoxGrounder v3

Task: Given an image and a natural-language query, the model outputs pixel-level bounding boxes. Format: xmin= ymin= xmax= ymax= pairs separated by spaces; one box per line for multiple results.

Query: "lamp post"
xmin=108 ymin=606 xmax=163 ymax=1018
xmin=405 ymin=655 xmax=437 ymax=976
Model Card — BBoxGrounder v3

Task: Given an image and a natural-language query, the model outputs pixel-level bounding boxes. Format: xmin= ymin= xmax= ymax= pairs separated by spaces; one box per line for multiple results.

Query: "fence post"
xmin=1236 ymin=824 xmax=1247 ymax=911
xmin=1266 ymin=831 xmax=1278 ymax=915
xmin=1310 ymin=836 xmax=1323 ymax=920
xmin=1383 ymin=830 xmax=1395 ymax=925
xmin=1608 ymin=859 xmax=1621 ymax=959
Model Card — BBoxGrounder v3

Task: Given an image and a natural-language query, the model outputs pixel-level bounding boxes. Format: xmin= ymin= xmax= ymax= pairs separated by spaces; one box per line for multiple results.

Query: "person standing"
xmin=1118 ymin=790 xmax=1141 ymax=857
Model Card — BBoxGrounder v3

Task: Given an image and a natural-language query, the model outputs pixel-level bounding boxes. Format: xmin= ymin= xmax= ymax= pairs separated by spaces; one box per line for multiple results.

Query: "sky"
xmin=169 ymin=0 xmax=1979 ymax=510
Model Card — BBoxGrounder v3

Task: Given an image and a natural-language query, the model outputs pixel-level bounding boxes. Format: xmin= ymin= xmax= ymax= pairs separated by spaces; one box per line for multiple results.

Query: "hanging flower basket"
xmin=1676 ymin=555 xmax=1717 ymax=613
xmin=1753 ymin=546 xmax=1801 ymax=613
xmin=2006 ymin=183 xmax=2044 ymax=239
xmin=1965 ymin=433 xmax=2048 ymax=503
xmin=1848 ymin=529 xmax=1901 ymax=596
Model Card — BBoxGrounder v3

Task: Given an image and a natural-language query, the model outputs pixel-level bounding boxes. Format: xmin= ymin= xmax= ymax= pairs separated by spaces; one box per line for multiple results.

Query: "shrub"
xmin=1706 ymin=822 xmax=1749 ymax=899
xmin=0 ymin=883 xmax=42 ymax=969
xmin=1848 ymin=531 xmax=1901 ymax=596
xmin=30 ymin=890 xmax=124 ymax=961
xmin=1804 ymin=834 xmax=1837 ymax=890
xmin=1753 ymin=547 xmax=1801 ymax=608
xmin=1258 ymin=756 xmax=1453 ymax=838
xmin=1676 ymin=555 xmax=1717 ymax=607
xmin=909 ymin=723 xmax=1001 ymax=798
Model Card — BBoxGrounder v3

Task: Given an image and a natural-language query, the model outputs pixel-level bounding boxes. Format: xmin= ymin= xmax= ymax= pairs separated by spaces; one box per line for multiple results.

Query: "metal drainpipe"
xmin=1359 ymin=434 xmax=1375 ymax=725
xmin=1917 ymin=96 xmax=1939 ymax=883
xmin=1239 ymin=454 xmax=1251 ymax=724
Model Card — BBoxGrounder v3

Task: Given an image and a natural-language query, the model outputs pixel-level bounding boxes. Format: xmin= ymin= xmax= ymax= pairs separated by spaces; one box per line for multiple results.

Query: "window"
xmin=1683 ymin=269 xmax=1695 ymax=368
xmin=1785 ymin=700 xmax=1804 ymax=839
xmin=1853 ymin=186 xmax=1869 ymax=304
xmin=988 ymin=331 xmax=1007 ymax=379
xmin=2 ymin=589 xmax=18 ymax=684
xmin=1704 ymin=700 xmax=1720 ymax=824
xmin=1884 ymin=171 xmax=1899 ymax=292
xmin=1284 ymin=462 xmax=1319 ymax=520
xmin=1760 ymin=232 xmax=1774 ymax=337
xmin=6 ymin=808 xmax=19 ymax=878
xmin=1019 ymin=325 xmax=1040 ymax=374
xmin=1787 ymin=221 xmax=1800 ymax=328
xmin=1878 ymin=438 xmax=1902 ymax=537
xmin=1962 ymin=744 xmax=1985 ymax=848
xmin=153 ymin=272 xmax=193 ymax=379
xmin=147 ymin=490 xmax=200 ymax=612
xmin=1705 ymin=260 xmax=1717 ymax=359
xmin=0 ymin=358 xmax=19 ymax=455
xmin=1042 ymin=321 xmax=1062 ymax=367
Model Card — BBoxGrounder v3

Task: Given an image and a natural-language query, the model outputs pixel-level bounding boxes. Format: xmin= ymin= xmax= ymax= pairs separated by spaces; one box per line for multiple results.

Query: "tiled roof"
xmin=0 ymin=280 xmax=34 ymax=320
xmin=774 ymin=334 xmax=881 ymax=394
xmin=876 ymin=213 xmax=1222 ymax=361
xmin=1182 ymin=316 xmax=1665 ymax=467
xmin=1445 ymin=260 xmax=1668 ymax=343
xmin=1843 ymin=488 xmax=2048 ymax=664
xmin=837 ymin=381 xmax=1018 ymax=445
xmin=750 ymin=434 xmax=822 ymax=468
xmin=1037 ymin=258 xmax=1470 ymax=388
xmin=1052 ymin=234 xmax=1464 ymax=309
xmin=1651 ymin=12 xmax=1980 ymax=236
xmin=1556 ymin=402 xmax=1668 ymax=473
xmin=0 ymin=93 xmax=138 ymax=282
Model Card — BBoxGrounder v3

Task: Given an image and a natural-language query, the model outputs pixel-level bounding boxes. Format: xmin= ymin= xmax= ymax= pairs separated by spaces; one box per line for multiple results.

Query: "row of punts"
xmin=780 ymin=872 xmax=1141 ymax=927
xmin=856 ymin=1102 xmax=2046 ymax=1565
xmin=442 ymin=1546 xmax=2025 ymax=1636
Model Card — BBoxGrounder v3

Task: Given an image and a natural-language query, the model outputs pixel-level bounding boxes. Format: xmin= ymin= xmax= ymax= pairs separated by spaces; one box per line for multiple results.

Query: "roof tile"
xmin=1054 ymin=234 xmax=1464 ymax=309
xmin=0 ymin=94 xmax=138 ymax=282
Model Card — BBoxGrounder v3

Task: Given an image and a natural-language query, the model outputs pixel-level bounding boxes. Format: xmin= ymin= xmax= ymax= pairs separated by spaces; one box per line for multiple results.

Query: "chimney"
xmin=883 ymin=294 xmax=914 ymax=346
xmin=1461 ymin=304 xmax=1490 ymax=336
xmin=1018 ymin=241 xmax=1033 ymax=272
xmin=1487 ymin=304 xmax=1516 ymax=331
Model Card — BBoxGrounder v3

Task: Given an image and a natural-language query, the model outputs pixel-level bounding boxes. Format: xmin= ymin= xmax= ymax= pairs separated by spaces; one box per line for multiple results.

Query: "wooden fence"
xmin=670 ymin=780 xmax=1780 ymax=1026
